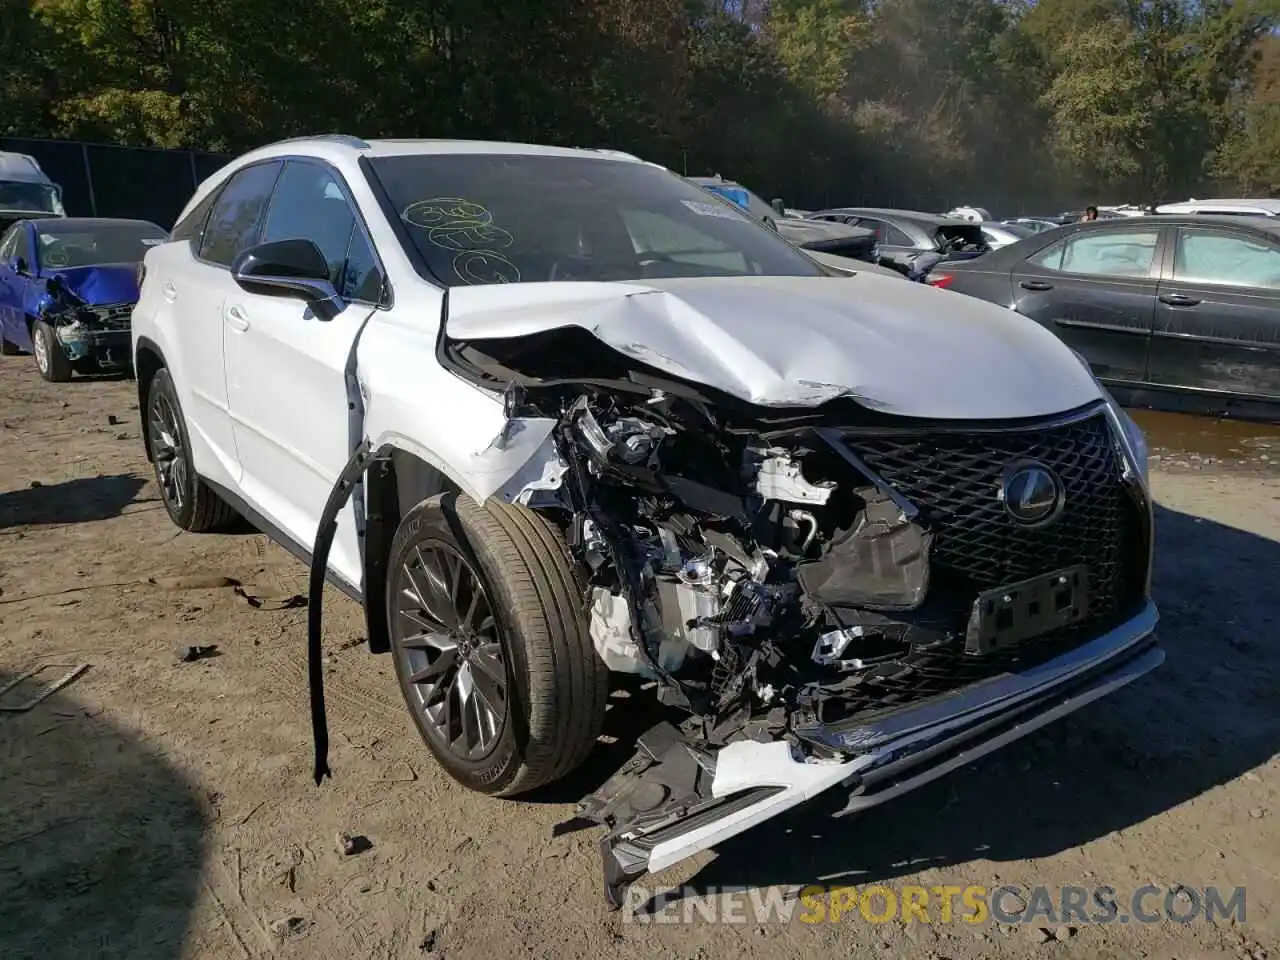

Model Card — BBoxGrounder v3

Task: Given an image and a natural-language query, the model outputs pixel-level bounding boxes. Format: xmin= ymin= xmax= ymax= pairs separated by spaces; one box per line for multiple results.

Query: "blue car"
xmin=0 ymin=217 xmax=167 ymax=381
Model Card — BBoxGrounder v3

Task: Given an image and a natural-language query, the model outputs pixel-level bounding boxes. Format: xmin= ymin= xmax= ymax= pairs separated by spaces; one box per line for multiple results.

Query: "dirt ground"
xmin=1 ymin=355 xmax=1278 ymax=960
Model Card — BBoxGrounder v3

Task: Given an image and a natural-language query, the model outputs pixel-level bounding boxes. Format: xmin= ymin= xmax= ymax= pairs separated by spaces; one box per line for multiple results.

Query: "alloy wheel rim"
xmin=392 ymin=541 xmax=508 ymax=760
xmin=149 ymin=392 xmax=186 ymax=513
xmin=32 ymin=329 xmax=49 ymax=374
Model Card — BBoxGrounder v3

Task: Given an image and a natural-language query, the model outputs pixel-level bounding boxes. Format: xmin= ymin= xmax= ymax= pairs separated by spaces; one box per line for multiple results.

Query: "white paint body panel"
xmin=445 ymin=274 xmax=1103 ymax=418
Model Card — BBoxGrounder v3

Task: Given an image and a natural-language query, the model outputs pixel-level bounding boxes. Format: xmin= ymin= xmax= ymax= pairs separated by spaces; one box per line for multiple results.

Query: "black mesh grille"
xmin=849 ymin=411 xmax=1139 ymax=625
xmin=810 ymin=411 xmax=1148 ymax=727
xmin=80 ymin=304 xmax=133 ymax=330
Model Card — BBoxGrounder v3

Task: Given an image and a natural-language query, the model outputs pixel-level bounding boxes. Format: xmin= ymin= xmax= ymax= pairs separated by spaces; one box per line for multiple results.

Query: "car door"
xmin=223 ymin=158 xmax=387 ymax=586
xmin=854 ymin=217 xmax=918 ymax=271
xmin=1148 ymin=225 xmax=1280 ymax=401
xmin=1007 ymin=224 xmax=1164 ymax=386
xmin=174 ymin=160 xmax=283 ymax=487
xmin=0 ymin=225 xmax=25 ymax=347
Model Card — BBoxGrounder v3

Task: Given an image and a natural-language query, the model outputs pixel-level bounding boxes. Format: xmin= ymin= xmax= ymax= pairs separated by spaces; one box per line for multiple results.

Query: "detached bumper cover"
xmin=57 ymin=327 xmax=131 ymax=365
xmin=573 ymin=601 xmax=1160 ymax=907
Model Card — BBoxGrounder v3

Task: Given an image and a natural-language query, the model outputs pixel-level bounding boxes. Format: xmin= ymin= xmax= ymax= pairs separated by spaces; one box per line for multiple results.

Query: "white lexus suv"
xmin=132 ymin=135 xmax=1161 ymax=905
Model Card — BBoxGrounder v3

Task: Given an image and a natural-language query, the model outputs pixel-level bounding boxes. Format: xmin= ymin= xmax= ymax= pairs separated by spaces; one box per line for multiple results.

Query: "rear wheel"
xmin=32 ymin=320 xmax=72 ymax=382
xmin=145 ymin=367 xmax=237 ymax=532
xmin=387 ymin=492 xmax=608 ymax=797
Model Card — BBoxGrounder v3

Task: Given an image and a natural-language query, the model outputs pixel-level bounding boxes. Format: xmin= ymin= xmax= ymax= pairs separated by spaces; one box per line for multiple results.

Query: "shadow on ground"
xmin=0 ymin=474 xmax=148 ymax=528
xmin=0 ymin=667 xmax=208 ymax=960
xmin=666 ymin=503 xmax=1280 ymax=893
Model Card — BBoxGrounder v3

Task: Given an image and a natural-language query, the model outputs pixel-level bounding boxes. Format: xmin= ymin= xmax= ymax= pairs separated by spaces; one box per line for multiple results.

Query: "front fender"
xmin=357 ymin=310 xmax=565 ymax=506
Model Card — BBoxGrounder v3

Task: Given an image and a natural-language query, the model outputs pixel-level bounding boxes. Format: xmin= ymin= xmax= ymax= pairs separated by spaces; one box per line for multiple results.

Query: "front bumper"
xmin=56 ymin=327 xmax=131 ymax=367
xmin=574 ymin=600 xmax=1161 ymax=907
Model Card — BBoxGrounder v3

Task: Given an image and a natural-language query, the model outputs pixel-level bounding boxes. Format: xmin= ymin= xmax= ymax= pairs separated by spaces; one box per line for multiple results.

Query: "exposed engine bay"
xmin=442 ymin=320 xmax=1144 ymax=751
xmin=494 ymin=377 xmax=940 ymax=743
xmin=428 ymin=323 xmax=1148 ymax=904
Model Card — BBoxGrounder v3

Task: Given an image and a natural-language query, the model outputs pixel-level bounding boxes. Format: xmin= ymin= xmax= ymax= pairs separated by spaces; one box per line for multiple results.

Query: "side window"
xmin=884 ymin=224 xmax=914 ymax=246
xmin=171 ymin=189 xmax=219 ymax=247
xmin=0 ymin=226 xmax=18 ymax=261
xmin=260 ymin=160 xmax=357 ymax=286
xmin=199 ymin=161 xmax=282 ymax=267
xmin=341 ymin=229 xmax=384 ymax=303
xmin=1032 ymin=229 xmax=1159 ymax=278
xmin=855 ymin=218 xmax=888 ymax=243
xmin=1028 ymin=238 xmax=1065 ymax=270
xmin=1173 ymin=229 xmax=1280 ymax=290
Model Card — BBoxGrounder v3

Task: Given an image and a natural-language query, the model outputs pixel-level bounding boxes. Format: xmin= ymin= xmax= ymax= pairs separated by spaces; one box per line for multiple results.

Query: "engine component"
xmin=753 ymin=452 xmax=835 ymax=505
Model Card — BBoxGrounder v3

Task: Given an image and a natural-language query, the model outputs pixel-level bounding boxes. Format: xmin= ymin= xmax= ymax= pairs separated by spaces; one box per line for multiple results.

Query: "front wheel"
xmin=32 ymin=320 xmax=72 ymax=382
xmin=387 ymin=492 xmax=608 ymax=797
xmin=145 ymin=367 xmax=237 ymax=532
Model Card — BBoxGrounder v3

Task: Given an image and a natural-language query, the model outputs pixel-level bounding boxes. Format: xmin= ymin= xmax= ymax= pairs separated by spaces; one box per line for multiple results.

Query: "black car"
xmin=929 ymin=215 xmax=1280 ymax=420
xmin=807 ymin=207 xmax=990 ymax=278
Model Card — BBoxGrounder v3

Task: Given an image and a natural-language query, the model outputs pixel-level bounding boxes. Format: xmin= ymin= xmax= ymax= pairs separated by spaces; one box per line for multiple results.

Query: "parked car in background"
xmin=0 ymin=151 xmax=65 ymax=232
xmin=0 ymin=217 xmax=167 ymax=380
xmin=928 ymin=215 xmax=1280 ymax=420
xmin=688 ymin=175 xmax=783 ymax=228
xmin=979 ymin=220 xmax=1035 ymax=249
xmin=802 ymin=245 xmax=906 ymax=279
xmin=943 ymin=205 xmax=992 ymax=222
xmin=687 ymin=176 xmax=878 ymax=262
xmin=807 ymin=206 xmax=991 ymax=278
xmin=1002 ymin=217 xmax=1064 ymax=234
xmin=132 ymin=135 xmax=1157 ymax=906
xmin=1155 ymin=198 xmax=1280 ymax=218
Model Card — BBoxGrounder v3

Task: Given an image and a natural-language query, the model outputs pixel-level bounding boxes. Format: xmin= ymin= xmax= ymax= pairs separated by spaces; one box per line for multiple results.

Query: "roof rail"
xmin=275 ymin=134 xmax=371 ymax=150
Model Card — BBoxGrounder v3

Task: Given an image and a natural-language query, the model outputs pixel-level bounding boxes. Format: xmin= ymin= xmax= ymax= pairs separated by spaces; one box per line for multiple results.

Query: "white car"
xmin=132 ymin=135 xmax=1161 ymax=906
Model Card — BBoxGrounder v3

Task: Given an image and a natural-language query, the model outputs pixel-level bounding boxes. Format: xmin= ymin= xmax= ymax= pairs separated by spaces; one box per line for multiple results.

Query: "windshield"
xmin=367 ymin=154 xmax=823 ymax=287
xmin=35 ymin=221 xmax=167 ymax=269
xmin=0 ymin=180 xmax=63 ymax=215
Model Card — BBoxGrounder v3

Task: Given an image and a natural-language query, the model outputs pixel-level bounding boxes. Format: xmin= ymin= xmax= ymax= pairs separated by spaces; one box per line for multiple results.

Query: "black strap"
xmin=309 ymin=440 xmax=374 ymax=785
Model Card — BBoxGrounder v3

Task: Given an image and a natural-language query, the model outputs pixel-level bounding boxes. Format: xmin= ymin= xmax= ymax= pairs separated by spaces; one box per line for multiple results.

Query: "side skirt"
xmin=202 ymin=477 xmax=365 ymax=604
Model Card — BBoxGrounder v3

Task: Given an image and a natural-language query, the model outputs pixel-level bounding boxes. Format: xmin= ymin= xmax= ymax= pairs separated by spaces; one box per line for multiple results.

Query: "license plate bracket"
xmin=965 ymin=564 xmax=1089 ymax=655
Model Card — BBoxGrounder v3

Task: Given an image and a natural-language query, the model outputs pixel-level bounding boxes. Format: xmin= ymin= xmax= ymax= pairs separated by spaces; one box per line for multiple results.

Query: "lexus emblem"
xmin=999 ymin=461 xmax=1065 ymax=527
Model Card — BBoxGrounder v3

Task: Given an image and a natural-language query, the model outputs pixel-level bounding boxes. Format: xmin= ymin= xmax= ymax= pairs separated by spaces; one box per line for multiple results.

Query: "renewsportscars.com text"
xmin=622 ymin=883 xmax=1247 ymax=926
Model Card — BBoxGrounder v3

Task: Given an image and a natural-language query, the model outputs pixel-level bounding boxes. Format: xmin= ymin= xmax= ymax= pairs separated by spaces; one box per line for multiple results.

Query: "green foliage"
xmin=1 ymin=0 xmax=1278 ymax=209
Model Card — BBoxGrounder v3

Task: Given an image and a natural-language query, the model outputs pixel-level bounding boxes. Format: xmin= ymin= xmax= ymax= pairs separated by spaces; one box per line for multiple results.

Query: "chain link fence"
xmin=0 ymin=137 xmax=233 ymax=229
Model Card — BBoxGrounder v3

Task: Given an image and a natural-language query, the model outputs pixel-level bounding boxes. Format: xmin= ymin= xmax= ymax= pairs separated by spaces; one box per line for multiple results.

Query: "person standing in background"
xmin=1080 ymin=205 xmax=1099 ymax=222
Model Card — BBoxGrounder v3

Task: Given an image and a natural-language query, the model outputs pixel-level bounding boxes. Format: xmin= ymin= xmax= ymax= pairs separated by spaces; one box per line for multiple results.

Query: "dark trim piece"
xmin=1054 ymin=318 xmax=1152 ymax=334
xmin=1149 ymin=327 xmax=1280 ymax=351
xmin=202 ymin=477 xmax=364 ymax=603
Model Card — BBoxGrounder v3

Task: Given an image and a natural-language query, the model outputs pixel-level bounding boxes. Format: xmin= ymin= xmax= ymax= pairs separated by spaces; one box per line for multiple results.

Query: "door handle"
xmin=1019 ymin=280 xmax=1054 ymax=291
xmin=225 ymin=305 xmax=250 ymax=332
xmin=162 ymin=281 xmax=178 ymax=302
xmin=1159 ymin=292 xmax=1201 ymax=307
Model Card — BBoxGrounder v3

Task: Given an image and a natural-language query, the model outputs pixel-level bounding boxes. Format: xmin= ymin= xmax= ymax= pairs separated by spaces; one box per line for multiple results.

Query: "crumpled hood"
xmin=445 ymin=274 xmax=1103 ymax=420
xmin=42 ymin=263 xmax=139 ymax=306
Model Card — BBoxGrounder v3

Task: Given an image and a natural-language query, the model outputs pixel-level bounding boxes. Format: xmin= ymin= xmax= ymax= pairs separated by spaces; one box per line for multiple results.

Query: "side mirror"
xmin=231 ymin=239 xmax=342 ymax=320
xmin=10 ymin=256 xmax=29 ymax=276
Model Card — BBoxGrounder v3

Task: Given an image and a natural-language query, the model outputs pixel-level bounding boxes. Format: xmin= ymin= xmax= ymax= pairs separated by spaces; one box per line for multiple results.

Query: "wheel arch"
xmin=362 ymin=444 xmax=461 ymax=654
xmin=134 ymin=336 xmax=167 ymax=462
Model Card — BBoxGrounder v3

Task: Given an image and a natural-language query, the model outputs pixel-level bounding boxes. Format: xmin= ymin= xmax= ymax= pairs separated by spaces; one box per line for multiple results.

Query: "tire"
xmin=145 ymin=367 xmax=238 ymax=532
xmin=387 ymin=492 xmax=608 ymax=797
xmin=0 ymin=338 xmax=19 ymax=356
xmin=32 ymin=319 xmax=72 ymax=382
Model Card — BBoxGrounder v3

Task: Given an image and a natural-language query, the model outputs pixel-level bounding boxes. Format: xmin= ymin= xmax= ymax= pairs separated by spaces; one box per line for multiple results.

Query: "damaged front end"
xmin=446 ymin=329 xmax=1160 ymax=907
xmin=37 ymin=276 xmax=134 ymax=370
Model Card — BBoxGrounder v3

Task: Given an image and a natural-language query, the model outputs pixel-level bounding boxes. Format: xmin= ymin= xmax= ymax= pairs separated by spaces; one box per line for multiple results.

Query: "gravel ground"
xmin=0 ymin=355 xmax=1277 ymax=960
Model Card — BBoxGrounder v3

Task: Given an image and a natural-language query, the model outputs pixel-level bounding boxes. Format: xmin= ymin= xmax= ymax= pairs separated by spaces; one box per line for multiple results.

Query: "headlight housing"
xmin=1069 ymin=350 xmax=1149 ymax=488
